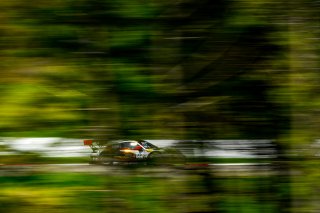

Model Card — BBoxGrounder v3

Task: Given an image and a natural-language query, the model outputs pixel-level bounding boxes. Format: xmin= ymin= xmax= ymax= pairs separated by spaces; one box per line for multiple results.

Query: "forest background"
xmin=1 ymin=0 xmax=320 ymax=212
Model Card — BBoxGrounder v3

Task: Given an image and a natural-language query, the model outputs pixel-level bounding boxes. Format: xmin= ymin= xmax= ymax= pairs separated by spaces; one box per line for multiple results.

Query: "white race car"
xmin=84 ymin=139 xmax=185 ymax=165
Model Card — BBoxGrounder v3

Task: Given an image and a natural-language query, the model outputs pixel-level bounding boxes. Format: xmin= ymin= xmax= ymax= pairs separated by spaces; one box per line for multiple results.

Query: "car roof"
xmin=109 ymin=140 xmax=146 ymax=144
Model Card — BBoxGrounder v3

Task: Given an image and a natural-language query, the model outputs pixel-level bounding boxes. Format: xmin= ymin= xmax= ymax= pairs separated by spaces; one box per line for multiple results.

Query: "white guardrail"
xmin=0 ymin=138 xmax=276 ymax=158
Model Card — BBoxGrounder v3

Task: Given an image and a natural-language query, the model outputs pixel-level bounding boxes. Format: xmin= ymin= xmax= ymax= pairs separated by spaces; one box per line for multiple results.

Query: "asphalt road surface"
xmin=0 ymin=162 xmax=274 ymax=177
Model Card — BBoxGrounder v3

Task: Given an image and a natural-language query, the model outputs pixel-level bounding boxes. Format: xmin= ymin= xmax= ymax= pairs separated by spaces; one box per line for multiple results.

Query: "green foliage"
xmin=0 ymin=1 xmax=320 ymax=211
xmin=0 ymin=0 xmax=293 ymax=139
xmin=0 ymin=169 xmax=280 ymax=213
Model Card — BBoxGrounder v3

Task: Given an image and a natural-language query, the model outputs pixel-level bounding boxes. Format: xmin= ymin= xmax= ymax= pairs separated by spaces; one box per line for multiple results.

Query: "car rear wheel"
xmin=99 ymin=152 xmax=114 ymax=165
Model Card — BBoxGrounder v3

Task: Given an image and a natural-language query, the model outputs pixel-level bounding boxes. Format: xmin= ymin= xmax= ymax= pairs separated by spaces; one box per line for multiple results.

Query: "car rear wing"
xmin=84 ymin=139 xmax=93 ymax=146
xmin=83 ymin=139 xmax=101 ymax=153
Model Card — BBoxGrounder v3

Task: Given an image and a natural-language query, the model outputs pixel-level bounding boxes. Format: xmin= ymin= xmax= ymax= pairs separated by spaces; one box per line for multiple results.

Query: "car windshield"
xmin=138 ymin=141 xmax=158 ymax=149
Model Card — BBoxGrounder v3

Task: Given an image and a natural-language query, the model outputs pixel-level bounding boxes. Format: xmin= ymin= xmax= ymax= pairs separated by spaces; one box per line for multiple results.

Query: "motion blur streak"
xmin=1 ymin=0 xmax=320 ymax=212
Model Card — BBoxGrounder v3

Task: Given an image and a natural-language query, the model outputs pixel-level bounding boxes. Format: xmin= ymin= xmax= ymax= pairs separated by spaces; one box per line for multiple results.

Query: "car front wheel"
xmin=147 ymin=152 xmax=163 ymax=165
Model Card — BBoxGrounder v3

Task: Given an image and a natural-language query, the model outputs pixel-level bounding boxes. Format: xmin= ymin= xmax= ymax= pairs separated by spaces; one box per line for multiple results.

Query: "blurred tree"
xmin=155 ymin=0 xmax=289 ymax=139
xmin=0 ymin=0 xmax=291 ymax=140
xmin=285 ymin=1 xmax=320 ymax=212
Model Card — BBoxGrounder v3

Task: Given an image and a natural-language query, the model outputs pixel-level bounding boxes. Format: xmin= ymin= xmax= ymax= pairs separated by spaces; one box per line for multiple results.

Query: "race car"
xmin=84 ymin=139 xmax=185 ymax=165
